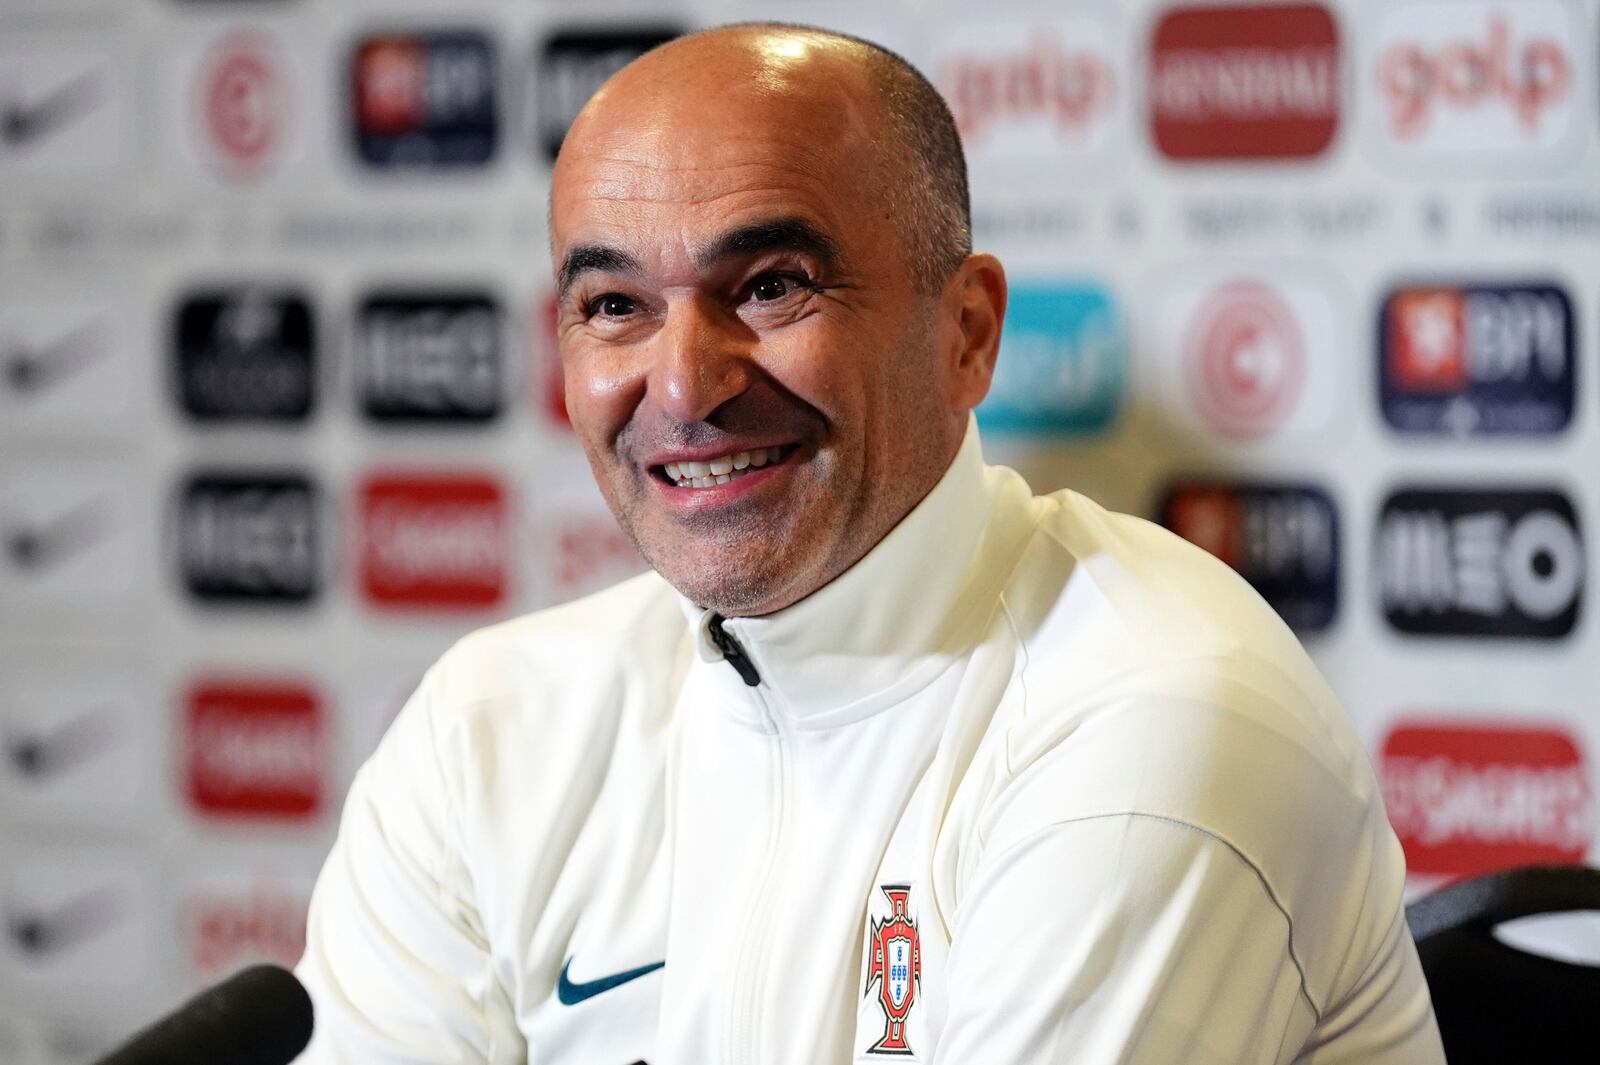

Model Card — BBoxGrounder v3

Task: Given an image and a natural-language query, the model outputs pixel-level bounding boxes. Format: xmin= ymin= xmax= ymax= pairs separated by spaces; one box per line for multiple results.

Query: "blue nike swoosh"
xmin=557 ymin=957 xmax=665 ymax=1005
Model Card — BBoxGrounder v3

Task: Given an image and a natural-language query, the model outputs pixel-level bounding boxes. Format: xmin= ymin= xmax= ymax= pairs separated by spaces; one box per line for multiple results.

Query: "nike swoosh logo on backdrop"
xmin=5 ymin=497 xmax=110 ymax=573
xmin=4 ymin=704 xmax=116 ymax=779
xmin=557 ymin=958 xmax=665 ymax=1005
xmin=0 ymin=71 xmax=101 ymax=149
xmin=5 ymin=885 xmax=119 ymax=958
xmin=4 ymin=322 xmax=104 ymax=397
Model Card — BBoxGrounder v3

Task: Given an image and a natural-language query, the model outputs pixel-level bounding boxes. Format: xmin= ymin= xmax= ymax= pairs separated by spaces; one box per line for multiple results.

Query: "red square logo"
xmin=1386 ymin=289 xmax=1467 ymax=392
xmin=184 ymin=680 xmax=324 ymax=820
xmin=1149 ymin=4 xmax=1340 ymax=160
xmin=353 ymin=37 xmax=427 ymax=135
xmin=359 ymin=472 xmax=509 ymax=609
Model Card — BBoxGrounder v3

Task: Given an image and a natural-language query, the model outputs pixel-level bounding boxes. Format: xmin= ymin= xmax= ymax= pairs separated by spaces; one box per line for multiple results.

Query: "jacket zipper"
xmin=716 ymin=617 xmax=788 ymax=1063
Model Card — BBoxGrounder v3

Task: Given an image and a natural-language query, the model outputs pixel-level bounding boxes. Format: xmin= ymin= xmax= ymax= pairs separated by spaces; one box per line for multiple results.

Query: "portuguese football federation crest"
xmin=864 ymin=883 xmax=921 ymax=1055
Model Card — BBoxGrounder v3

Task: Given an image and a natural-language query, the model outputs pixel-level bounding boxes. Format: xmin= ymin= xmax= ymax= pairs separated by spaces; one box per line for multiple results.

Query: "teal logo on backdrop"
xmin=979 ymin=282 xmax=1123 ymax=434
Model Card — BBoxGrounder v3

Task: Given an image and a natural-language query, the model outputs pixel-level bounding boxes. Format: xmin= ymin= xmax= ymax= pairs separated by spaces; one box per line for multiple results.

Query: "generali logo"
xmin=1379 ymin=282 xmax=1574 ymax=436
xmin=1372 ymin=0 xmax=1577 ymax=165
xmin=1381 ymin=719 xmax=1592 ymax=877
xmin=928 ymin=16 xmax=1118 ymax=167
xmin=1149 ymin=3 xmax=1340 ymax=160
xmin=183 ymin=679 xmax=324 ymax=820
xmin=358 ymin=472 xmax=509 ymax=609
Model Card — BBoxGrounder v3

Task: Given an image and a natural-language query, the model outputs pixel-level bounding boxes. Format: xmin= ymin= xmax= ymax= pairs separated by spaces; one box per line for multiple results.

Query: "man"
xmin=297 ymin=24 xmax=1444 ymax=1064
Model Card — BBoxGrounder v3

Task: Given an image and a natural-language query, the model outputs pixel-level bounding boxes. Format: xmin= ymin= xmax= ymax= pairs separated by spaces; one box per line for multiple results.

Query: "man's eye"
xmin=749 ymin=273 xmax=807 ymax=302
xmin=591 ymin=294 xmax=638 ymax=318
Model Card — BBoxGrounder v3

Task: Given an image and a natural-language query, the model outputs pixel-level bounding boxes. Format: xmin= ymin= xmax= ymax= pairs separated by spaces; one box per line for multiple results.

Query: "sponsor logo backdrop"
xmin=1 ymin=0 xmax=1597 ymax=1055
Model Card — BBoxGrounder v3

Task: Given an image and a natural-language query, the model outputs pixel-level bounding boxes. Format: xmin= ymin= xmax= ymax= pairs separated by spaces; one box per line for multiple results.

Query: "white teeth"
xmin=664 ymin=445 xmax=789 ymax=488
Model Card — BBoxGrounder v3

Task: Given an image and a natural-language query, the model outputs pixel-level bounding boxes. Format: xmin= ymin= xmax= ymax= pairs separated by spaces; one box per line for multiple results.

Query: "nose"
xmin=646 ymin=293 xmax=753 ymax=424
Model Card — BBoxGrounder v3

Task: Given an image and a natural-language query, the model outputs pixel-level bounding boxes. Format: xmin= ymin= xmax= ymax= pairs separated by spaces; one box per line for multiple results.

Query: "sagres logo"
xmin=979 ymin=282 xmax=1123 ymax=434
xmin=352 ymin=30 xmax=497 ymax=168
xmin=535 ymin=27 xmax=681 ymax=163
xmin=1149 ymin=3 xmax=1339 ymax=160
xmin=1377 ymin=488 xmax=1582 ymax=639
xmin=1381 ymin=720 xmax=1591 ymax=876
xmin=184 ymin=679 xmax=324 ymax=819
xmin=356 ymin=290 xmax=502 ymax=423
xmin=1160 ymin=482 xmax=1338 ymax=632
xmin=929 ymin=16 xmax=1117 ymax=168
xmin=182 ymin=873 xmax=310 ymax=983
xmin=359 ymin=472 xmax=509 ymax=609
xmin=1373 ymin=0 xmax=1576 ymax=164
xmin=1380 ymin=283 xmax=1574 ymax=436
xmin=177 ymin=473 xmax=319 ymax=604
xmin=174 ymin=287 xmax=314 ymax=422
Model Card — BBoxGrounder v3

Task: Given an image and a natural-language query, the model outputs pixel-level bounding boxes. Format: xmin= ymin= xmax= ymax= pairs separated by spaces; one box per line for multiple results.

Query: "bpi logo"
xmin=1380 ymin=283 xmax=1574 ymax=436
xmin=979 ymin=282 xmax=1123 ymax=434
xmin=863 ymin=884 xmax=921 ymax=1056
xmin=1381 ymin=720 xmax=1591 ymax=877
xmin=928 ymin=17 xmax=1118 ymax=168
xmin=1185 ymin=281 xmax=1304 ymax=439
xmin=177 ymin=474 xmax=319 ymax=604
xmin=183 ymin=679 xmax=325 ymax=820
xmin=1160 ymin=482 xmax=1338 ymax=633
xmin=195 ymin=32 xmax=286 ymax=177
xmin=1149 ymin=3 xmax=1340 ymax=160
xmin=1376 ymin=488 xmax=1582 ymax=639
xmin=173 ymin=287 xmax=314 ymax=422
xmin=352 ymin=31 xmax=497 ymax=167
xmin=534 ymin=28 xmax=682 ymax=163
xmin=359 ymin=473 xmax=509 ymax=609
xmin=1372 ymin=1 xmax=1577 ymax=164
xmin=356 ymin=291 xmax=502 ymax=423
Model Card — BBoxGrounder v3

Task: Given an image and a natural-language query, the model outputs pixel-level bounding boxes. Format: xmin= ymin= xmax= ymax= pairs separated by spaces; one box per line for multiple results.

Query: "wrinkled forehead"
xmin=550 ymin=59 xmax=881 ymax=264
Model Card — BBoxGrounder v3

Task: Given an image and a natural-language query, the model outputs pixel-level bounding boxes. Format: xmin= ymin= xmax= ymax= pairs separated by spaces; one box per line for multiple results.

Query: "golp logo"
xmin=1381 ymin=720 xmax=1591 ymax=877
xmin=928 ymin=17 xmax=1118 ymax=167
xmin=1379 ymin=282 xmax=1574 ymax=436
xmin=1372 ymin=1 xmax=1576 ymax=164
xmin=358 ymin=472 xmax=509 ymax=609
xmin=979 ymin=282 xmax=1123 ymax=434
xmin=183 ymin=679 xmax=324 ymax=820
xmin=183 ymin=879 xmax=310 ymax=982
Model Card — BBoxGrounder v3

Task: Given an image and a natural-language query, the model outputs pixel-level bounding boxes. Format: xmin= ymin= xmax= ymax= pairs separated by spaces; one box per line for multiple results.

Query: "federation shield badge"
xmin=864 ymin=883 xmax=921 ymax=1055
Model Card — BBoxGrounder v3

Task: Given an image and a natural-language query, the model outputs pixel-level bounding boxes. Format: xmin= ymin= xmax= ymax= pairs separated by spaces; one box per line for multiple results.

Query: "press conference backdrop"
xmin=2 ymin=0 xmax=1598 ymax=1058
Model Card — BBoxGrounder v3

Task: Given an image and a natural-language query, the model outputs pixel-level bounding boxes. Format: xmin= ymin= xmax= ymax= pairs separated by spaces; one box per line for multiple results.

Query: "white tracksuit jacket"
xmin=296 ymin=425 xmax=1445 ymax=1064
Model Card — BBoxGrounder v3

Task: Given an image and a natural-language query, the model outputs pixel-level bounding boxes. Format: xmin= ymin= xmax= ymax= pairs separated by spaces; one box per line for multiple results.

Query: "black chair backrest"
xmin=1405 ymin=864 xmax=1600 ymax=1065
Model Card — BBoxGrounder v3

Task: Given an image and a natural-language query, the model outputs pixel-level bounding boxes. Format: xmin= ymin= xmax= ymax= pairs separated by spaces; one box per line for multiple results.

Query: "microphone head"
xmin=94 ymin=963 xmax=313 ymax=1065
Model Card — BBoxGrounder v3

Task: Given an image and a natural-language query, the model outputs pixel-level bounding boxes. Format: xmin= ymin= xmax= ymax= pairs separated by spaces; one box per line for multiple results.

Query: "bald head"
xmin=556 ymin=23 xmax=971 ymax=294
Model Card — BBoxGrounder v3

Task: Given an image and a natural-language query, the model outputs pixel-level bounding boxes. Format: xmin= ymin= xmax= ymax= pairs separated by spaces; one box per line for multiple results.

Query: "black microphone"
xmin=93 ymin=963 xmax=313 ymax=1065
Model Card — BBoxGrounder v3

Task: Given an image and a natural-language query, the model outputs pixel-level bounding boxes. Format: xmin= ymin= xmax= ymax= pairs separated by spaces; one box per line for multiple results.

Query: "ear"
xmin=938 ymin=253 xmax=1007 ymax=415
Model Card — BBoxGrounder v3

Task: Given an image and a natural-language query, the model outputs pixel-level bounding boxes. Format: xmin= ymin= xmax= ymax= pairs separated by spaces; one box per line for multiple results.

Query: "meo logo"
xmin=359 ymin=472 xmax=509 ymax=609
xmin=980 ymin=282 xmax=1123 ymax=434
xmin=1372 ymin=0 xmax=1577 ymax=165
xmin=184 ymin=679 xmax=324 ymax=820
xmin=1381 ymin=720 xmax=1591 ymax=877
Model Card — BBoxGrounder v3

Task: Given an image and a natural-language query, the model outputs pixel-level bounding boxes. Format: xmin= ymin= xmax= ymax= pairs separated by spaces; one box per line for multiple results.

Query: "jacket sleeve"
xmin=294 ymin=672 xmax=523 ymax=1063
xmin=932 ymin=813 xmax=1316 ymax=1065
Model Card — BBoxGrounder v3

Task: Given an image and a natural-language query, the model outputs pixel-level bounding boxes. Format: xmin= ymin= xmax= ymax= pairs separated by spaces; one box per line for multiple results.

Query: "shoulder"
xmin=978 ymin=485 xmax=1392 ymax=910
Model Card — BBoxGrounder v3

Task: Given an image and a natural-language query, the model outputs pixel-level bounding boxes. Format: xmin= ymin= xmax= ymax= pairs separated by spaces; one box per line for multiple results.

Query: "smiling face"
xmin=550 ymin=28 xmax=1003 ymax=616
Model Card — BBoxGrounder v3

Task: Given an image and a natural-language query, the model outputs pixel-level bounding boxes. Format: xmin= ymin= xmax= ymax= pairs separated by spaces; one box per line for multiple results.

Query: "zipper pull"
xmin=707 ymin=613 xmax=761 ymax=687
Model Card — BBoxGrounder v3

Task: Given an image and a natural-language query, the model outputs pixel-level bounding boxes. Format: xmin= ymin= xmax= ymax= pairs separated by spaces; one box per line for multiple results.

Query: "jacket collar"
xmin=679 ymin=419 xmax=1034 ymax=730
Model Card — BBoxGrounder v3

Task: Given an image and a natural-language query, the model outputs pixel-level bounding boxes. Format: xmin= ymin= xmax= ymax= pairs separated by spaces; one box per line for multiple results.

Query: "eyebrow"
xmin=557 ymin=244 xmax=644 ymax=299
xmin=555 ymin=216 xmax=843 ymax=300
